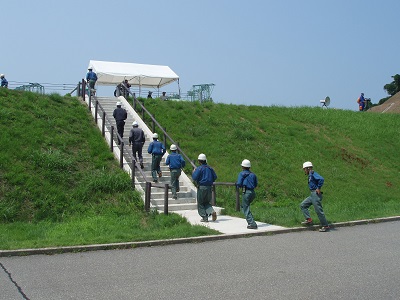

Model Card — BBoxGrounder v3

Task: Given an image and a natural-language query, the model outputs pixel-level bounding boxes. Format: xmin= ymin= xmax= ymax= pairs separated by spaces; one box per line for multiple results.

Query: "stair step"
xmin=155 ymin=203 xmax=198 ymax=211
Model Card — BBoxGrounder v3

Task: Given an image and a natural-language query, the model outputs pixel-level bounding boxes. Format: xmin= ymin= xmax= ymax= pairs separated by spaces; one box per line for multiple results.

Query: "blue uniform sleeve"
xmin=192 ymin=167 xmax=200 ymax=182
xmin=313 ymin=172 xmax=324 ymax=188
xmin=181 ymin=156 xmax=186 ymax=168
xmin=147 ymin=142 xmax=153 ymax=154
xmin=212 ymin=168 xmax=217 ymax=182
xmin=162 ymin=144 xmax=166 ymax=155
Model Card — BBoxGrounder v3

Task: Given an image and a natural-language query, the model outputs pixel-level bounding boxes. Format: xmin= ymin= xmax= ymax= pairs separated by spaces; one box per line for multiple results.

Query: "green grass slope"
xmin=1 ymin=88 xmax=399 ymax=250
xmin=141 ymin=99 xmax=400 ymax=226
xmin=0 ymin=90 xmax=217 ymax=250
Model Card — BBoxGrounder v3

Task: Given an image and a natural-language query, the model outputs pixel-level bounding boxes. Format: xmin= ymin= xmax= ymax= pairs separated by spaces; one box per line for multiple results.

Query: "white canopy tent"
xmin=87 ymin=60 xmax=180 ymax=96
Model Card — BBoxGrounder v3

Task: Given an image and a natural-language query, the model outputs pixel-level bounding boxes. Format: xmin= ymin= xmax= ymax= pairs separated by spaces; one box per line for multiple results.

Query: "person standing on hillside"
xmin=192 ymin=153 xmax=217 ymax=222
xmin=86 ymin=67 xmax=97 ymax=90
xmin=113 ymin=101 xmax=127 ymax=145
xmin=1 ymin=74 xmax=8 ymax=88
xmin=147 ymin=133 xmax=166 ymax=182
xmin=160 ymin=92 xmax=168 ymax=100
xmin=300 ymin=161 xmax=330 ymax=232
xmin=129 ymin=121 xmax=145 ymax=169
xmin=357 ymin=92 xmax=365 ymax=111
xmin=165 ymin=144 xmax=186 ymax=199
xmin=236 ymin=159 xmax=258 ymax=229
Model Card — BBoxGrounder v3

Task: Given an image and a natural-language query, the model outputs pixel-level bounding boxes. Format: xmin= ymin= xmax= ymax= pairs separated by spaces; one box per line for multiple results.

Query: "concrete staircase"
xmin=85 ymin=95 xmax=201 ymax=212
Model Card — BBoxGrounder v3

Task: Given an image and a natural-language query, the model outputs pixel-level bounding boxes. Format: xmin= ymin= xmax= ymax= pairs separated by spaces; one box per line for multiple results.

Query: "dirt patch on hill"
xmin=368 ymin=91 xmax=400 ymax=113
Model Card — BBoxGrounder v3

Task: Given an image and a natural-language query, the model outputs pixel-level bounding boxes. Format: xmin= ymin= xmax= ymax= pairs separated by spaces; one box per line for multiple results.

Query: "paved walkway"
xmin=175 ymin=210 xmax=286 ymax=234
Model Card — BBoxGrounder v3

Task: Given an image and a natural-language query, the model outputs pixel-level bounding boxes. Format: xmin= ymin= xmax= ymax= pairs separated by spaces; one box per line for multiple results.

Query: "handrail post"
xmin=82 ymin=79 xmax=86 ymax=101
xmin=164 ymin=183 xmax=169 ymax=215
xmin=110 ymin=126 xmax=114 ymax=151
xmin=152 ymin=117 xmax=155 ymax=133
xmin=211 ymin=184 xmax=216 ymax=206
xmin=88 ymin=90 xmax=92 ymax=111
xmin=235 ymin=186 xmax=240 ymax=211
xmin=119 ymin=142 xmax=124 ymax=168
xmin=77 ymin=81 xmax=81 ymax=97
xmin=102 ymin=112 xmax=106 ymax=136
xmin=131 ymin=159 xmax=136 ymax=190
xmin=145 ymin=182 xmax=151 ymax=212
xmin=94 ymin=100 xmax=98 ymax=124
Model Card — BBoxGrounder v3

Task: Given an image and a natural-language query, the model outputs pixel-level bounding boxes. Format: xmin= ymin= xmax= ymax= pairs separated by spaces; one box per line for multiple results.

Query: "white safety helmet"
xmin=0 ymin=74 xmax=4 ymax=78
xmin=170 ymin=144 xmax=177 ymax=151
xmin=241 ymin=159 xmax=251 ymax=168
xmin=132 ymin=121 xmax=138 ymax=127
xmin=152 ymin=133 xmax=158 ymax=139
xmin=198 ymin=153 xmax=207 ymax=161
xmin=116 ymin=101 xmax=121 ymax=106
xmin=303 ymin=161 xmax=313 ymax=169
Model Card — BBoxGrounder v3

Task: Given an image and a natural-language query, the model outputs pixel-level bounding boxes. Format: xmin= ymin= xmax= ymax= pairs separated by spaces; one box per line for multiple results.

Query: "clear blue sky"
xmin=2 ymin=0 xmax=399 ymax=110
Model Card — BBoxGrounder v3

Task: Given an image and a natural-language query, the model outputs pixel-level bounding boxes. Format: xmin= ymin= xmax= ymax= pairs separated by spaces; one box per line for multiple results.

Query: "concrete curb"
xmin=1 ymin=216 xmax=400 ymax=257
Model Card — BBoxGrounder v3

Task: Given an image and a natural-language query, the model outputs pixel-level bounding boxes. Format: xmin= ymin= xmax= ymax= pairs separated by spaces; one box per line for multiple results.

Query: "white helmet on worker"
xmin=241 ymin=159 xmax=251 ymax=168
xmin=116 ymin=101 xmax=121 ymax=106
xmin=170 ymin=144 xmax=177 ymax=151
xmin=303 ymin=161 xmax=313 ymax=169
xmin=198 ymin=153 xmax=207 ymax=161
xmin=132 ymin=121 xmax=138 ymax=127
xmin=0 ymin=74 xmax=4 ymax=78
xmin=152 ymin=133 xmax=158 ymax=139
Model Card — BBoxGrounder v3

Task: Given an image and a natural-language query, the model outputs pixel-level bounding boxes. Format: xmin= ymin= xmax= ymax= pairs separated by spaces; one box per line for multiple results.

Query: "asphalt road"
xmin=1 ymin=221 xmax=399 ymax=300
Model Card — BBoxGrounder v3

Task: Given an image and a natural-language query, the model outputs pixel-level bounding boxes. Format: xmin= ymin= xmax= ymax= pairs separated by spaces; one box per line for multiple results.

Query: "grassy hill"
xmin=141 ymin=98 xmax=400 ymax=225
xmin=1 ymin=89 xmax=399 ymax=249
xmin=0 ymin=89 xmax=216 ymax=250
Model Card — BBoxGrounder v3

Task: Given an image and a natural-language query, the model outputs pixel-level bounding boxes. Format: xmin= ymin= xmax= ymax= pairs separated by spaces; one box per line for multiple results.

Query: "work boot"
xmin=301 ymin=218 xmax=313 ymax=225
xmin=319 ymin=226 xmax=330 ymax=232
xmin=247 ymin=225 xmax=258 ymax=230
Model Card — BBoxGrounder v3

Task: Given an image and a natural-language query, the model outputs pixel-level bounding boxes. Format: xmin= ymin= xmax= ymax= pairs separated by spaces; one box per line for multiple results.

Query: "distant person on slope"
xmin=147 ymin=133 xmax=166 ymax=183
xmin=357 ymin=92 xmax=365 ymax=111
xmin=113 ymin=101 xmax=127 ymax=145
xmin=236 ymin=159 xmax=258 ymax=229
xmin=129 ymin=121 xmax=146 ymax=169
xmin=0 ymin=74 xmax=8 ymax=88
xmin=160 ymin=92 xmax=168 ymax=100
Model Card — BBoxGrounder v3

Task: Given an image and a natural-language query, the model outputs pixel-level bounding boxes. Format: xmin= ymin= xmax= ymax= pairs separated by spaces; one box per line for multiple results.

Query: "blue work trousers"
xmin=151 ymin=154 xmax=163 ymax=181
xmin=170 ymin=169 xmax=181 ymax=197
xmin=197 ymin=185 xmax=214 ymax=220
xmin=300 ymin=191 xmax=328 ymax=226
xmin=242 ymin=190 xmax=257 ymax=227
